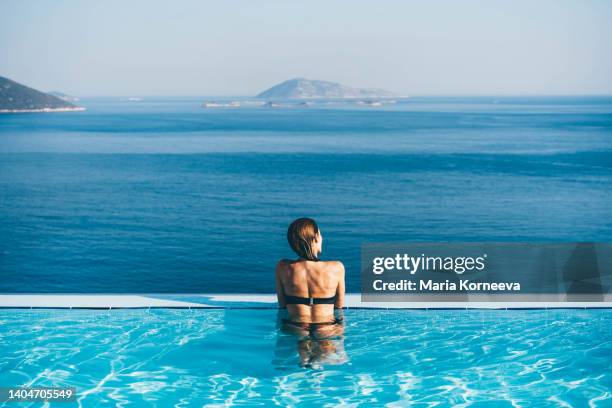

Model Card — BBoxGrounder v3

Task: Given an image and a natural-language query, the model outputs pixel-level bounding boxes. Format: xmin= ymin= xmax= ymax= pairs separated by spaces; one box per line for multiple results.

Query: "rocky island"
xmin=256 ymin=78 xmax=395 ymax=99
xmin=0 ymin=76 xmax=85 ymax=113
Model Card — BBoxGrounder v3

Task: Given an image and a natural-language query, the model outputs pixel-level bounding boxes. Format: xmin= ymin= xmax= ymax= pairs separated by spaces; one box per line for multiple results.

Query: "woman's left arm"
xmin=335 ymin=262 xmax=345 ymax=309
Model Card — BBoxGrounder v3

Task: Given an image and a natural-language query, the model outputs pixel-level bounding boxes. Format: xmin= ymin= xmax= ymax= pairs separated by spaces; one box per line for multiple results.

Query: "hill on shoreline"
xmin=256 ymin=78 xmax=395 ymax=99
xmin=0 ymin=76 xmax=84 ymax=112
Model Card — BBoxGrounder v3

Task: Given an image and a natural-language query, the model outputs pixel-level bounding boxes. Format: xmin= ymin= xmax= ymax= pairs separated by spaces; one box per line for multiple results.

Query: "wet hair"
xmin=287 ymin=218 xmax=320 ymax=261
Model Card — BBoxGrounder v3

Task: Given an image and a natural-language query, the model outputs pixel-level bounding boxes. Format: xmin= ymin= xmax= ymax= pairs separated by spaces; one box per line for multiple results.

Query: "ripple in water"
xmin=0 ymin=309 xmax=610 ymax=406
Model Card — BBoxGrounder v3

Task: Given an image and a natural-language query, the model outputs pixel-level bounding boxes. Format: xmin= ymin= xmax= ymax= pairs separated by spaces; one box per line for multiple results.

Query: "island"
xmin=0 ymin=75 xmax=85 ymax=113
xmin=256 ymin=78 xmax=395 ymax=99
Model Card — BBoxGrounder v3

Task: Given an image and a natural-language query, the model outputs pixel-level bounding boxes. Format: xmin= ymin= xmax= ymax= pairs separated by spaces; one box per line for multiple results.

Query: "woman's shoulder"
xmin=276 ymin=259 xmax=293 ymax=270
xmin=319 ymin=260 xmax=345 ymax=274
xmin=276 ymin=259 xmax=343 ymax=272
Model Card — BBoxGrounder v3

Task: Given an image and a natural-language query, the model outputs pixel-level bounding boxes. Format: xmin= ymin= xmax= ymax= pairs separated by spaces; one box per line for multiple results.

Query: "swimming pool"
xmin=1 ymin=309 xmax=610 ymax=407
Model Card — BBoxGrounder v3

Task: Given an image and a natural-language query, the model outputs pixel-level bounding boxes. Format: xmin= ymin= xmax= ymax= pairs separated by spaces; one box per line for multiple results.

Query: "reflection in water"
xmin=273 ymin=310 xmax=349 ymax=369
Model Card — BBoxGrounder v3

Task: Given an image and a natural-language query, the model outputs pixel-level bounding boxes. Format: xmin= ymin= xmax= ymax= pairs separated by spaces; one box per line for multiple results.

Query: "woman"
xmin=276 ymin=217 xmax=345 ymax=337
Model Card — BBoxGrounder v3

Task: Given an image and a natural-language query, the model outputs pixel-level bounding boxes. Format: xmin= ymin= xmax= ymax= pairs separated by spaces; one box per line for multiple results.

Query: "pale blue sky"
xmin=1 ymin=0 xmax=611 ymax=96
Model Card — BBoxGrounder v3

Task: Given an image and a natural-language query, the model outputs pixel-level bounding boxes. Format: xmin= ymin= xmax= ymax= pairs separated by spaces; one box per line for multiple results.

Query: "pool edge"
xmin=0 ymin=294 xmax=611 ymax=310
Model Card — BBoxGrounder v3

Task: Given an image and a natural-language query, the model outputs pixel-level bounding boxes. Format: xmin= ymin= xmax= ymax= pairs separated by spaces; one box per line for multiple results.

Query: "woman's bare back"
xmin=276 ymin=259 xmax=345 ymax=323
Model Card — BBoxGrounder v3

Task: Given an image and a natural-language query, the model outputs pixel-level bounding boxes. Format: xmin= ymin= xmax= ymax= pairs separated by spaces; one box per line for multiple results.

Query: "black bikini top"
xmin=284 ymin=294 xmax=337 ymax=305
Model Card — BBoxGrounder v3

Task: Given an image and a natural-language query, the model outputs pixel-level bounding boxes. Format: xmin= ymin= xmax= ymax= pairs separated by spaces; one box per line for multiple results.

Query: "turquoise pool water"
xmin=0 ymin=309 xmax=610 ymax=407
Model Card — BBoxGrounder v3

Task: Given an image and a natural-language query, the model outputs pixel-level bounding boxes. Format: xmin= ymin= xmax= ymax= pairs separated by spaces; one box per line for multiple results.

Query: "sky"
xmin=1 ymin=0 xmax=611 ymax=96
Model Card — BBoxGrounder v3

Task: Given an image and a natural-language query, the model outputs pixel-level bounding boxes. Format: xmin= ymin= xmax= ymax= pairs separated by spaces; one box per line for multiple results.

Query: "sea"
xmin=0 ymin=96 xmax=611 ymax=293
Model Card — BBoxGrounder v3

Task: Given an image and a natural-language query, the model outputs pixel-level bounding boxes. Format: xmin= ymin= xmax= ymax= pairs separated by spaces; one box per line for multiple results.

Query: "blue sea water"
xmin=0 ymin=97 xmax=611 ymax=292
xmin=0 ymin=309 xmax=610 ymax=406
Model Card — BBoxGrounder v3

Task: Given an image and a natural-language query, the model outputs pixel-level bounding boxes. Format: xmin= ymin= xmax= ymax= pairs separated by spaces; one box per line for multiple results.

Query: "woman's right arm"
xmin=275 ymin=261 xmax=287 ymax=308
xmin=335 ymin=262 xmax=345 ymax=309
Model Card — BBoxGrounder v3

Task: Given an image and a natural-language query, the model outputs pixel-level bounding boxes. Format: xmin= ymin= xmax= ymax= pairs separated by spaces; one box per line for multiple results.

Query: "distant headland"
xmin=0 ymin=76 xmax=85 ymax=113
xmin=256 ymin=78 xmax=395 ymax=99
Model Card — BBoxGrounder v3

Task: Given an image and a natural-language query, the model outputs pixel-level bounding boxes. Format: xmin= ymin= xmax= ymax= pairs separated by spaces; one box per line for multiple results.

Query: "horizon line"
xmin=70 ymin=93 xmax=612 ymax=99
